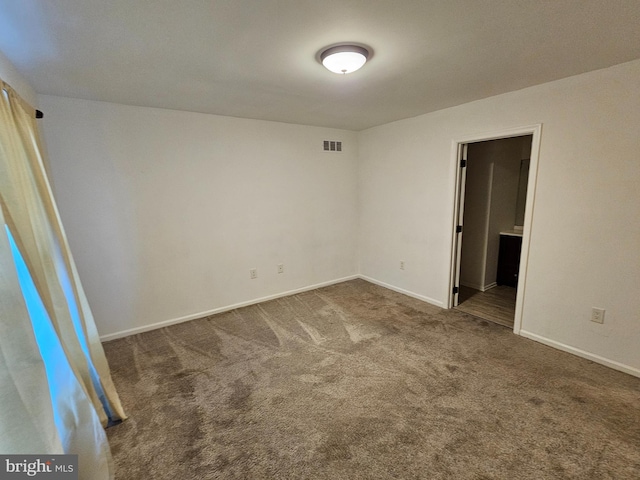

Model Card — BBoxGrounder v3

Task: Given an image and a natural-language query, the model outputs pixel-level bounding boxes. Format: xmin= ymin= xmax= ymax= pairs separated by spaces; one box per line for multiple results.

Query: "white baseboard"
xmin=100 ymin=275 xmax=359 ymax=342
xmin=482 ymin=282 xmax=497 ymax=291
xmin=100 ymin=275 xmax=639 ymax=379
xmin=460 ymin=281 xmax=497 ymax=292
xmin=519 ymin=330 xmax=640 ymax=378
xmin=358 ymin=275 xmax=444 ymax=308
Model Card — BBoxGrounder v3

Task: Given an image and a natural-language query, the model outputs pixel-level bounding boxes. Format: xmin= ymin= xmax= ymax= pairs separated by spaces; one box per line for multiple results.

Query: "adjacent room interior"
xmin=454 ymin=134 xmax=533 ymax=328
xmin=1 ymin=2 xmax=639 ymax=479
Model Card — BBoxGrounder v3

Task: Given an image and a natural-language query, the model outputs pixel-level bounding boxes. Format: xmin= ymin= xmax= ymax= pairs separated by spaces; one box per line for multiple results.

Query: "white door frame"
xmin=451 ymin=143 xmax=468 ymax=308
xmin=447 ymin=124 xmax=542 ymax=335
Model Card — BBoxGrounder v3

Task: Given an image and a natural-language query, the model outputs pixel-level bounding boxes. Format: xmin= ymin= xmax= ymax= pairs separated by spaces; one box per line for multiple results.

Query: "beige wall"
xmin=459 ymin=146 xmax=492 ymax=290
xmin=39 ymin=96 xmax=359 ymax=338
xmin=36 ymin=58 xmax=640 ymax=375
xmin=359 ymin=59 xmax=640 ymax=375
xmin=483 ymin=136 xmax=527 ymax=287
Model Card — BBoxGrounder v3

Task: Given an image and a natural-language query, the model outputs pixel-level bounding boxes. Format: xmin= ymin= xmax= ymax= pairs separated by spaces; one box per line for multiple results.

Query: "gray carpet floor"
xmin=104 ymin=279 xmax=640 ymax=479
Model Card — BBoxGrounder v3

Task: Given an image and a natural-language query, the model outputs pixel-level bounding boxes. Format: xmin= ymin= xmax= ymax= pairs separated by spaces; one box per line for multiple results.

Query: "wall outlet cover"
xmin=591 ymin=307 xmax=605 ymax=324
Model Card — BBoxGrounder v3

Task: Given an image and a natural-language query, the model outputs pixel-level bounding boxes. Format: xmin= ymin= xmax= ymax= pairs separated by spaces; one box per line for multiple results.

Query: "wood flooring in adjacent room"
xmin=103 ymin=279 xmax=640 ymax=479
xmin=455 ymin=285 xmax=516 ymax=328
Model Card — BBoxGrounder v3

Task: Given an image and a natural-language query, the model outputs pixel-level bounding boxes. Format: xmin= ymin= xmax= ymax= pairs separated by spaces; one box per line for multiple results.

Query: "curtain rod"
xmin=1 ymin=79 xmax=42 ymax=118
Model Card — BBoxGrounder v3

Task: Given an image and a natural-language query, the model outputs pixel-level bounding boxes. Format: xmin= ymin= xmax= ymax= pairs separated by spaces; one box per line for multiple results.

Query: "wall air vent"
xmin=323 ymin=140 xmax=342 ymax=152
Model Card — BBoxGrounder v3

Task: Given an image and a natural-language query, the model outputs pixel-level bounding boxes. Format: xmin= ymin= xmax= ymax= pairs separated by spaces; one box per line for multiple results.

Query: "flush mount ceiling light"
xmin=319 ymin=44 xmax=371 ymax=75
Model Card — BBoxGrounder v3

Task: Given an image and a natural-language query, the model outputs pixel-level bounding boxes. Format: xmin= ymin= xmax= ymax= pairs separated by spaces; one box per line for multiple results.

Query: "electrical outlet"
xmin=591 ymin=307 xmax=605 ymax=324
xmin=250 ymin=268 xmax=257 ymax=279
xmin=277 ymin=263 xmax=284 ymax=274
xmin=400 ymin=261 xmax=405 ymax=270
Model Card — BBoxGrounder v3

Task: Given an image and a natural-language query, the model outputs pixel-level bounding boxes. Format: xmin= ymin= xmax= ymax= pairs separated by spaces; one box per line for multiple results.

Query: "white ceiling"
xmin=1 ymin=0 xmax=640 ymax=131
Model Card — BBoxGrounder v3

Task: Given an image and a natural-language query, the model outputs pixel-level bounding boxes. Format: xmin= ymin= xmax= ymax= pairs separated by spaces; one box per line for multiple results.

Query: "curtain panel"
xmin=0 ymin=79 xmax=126 ymax=479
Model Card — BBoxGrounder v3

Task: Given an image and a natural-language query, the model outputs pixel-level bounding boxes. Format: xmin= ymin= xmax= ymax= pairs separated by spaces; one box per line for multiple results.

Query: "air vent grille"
xmin=323 ymin=140 xmax=342 ymax=152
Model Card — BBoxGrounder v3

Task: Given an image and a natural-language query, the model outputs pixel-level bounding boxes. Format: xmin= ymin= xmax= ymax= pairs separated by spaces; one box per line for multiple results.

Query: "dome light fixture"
xmin=319 ymin=44 xmax=371 ymax=75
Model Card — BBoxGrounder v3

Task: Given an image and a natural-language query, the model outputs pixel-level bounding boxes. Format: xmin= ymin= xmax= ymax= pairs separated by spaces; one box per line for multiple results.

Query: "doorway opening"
xmin=449 ymin=125 xmax=541 ymax=334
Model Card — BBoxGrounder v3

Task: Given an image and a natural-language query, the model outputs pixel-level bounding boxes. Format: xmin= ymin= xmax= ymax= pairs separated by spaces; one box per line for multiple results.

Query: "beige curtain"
xmin=0 ymin=80 xmax=126 ymax=479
